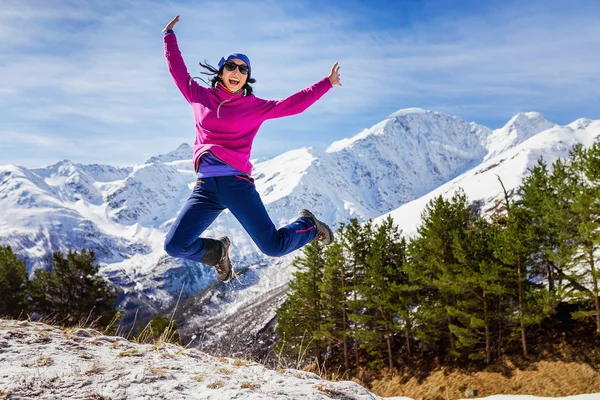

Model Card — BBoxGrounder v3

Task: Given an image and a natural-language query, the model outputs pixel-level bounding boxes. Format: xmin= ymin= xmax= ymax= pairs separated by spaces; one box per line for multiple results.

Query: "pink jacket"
xmin=163 ymin=33 xmax=333 ymax=175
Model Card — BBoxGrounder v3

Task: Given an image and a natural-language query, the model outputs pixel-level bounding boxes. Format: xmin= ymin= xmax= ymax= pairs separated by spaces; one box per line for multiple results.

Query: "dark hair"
xmin=197 ymin=60 xmax=256 ymax=96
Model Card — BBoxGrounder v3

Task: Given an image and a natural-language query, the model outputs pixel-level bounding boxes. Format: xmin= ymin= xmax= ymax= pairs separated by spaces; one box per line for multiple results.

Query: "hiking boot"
xmin=213 ymin=237 xmax=233 ymax=282
xmin=200 ymin=237 xmax=233 ymax=282
xmin=298 ymin=209 xmax=334 ymax=245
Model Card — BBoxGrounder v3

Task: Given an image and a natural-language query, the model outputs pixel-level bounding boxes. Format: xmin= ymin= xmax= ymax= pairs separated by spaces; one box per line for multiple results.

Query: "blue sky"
xmin=1 ymin=0 xmax=600 ymax=168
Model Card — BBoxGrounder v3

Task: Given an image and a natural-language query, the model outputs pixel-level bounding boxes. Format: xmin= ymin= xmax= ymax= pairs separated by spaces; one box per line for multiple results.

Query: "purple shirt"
xmin=197 ymin=153 xmax=243 ymax=178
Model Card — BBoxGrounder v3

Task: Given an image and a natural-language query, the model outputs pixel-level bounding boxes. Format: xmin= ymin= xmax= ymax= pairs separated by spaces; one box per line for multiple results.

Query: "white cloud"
xmin=1 ymin=0 xmax=600 ymax=167
xmin=0 ymin=131 xmax=61 ymax=147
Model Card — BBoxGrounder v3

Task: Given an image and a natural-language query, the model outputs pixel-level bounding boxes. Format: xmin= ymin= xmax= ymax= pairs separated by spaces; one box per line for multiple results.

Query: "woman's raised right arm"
xmin=162 ymin=16 xmax=203 ymax=103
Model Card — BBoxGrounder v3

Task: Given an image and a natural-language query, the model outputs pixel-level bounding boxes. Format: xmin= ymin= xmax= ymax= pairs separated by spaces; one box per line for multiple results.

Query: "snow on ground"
xmin=0 ymin=319 xmax=409 ymax=400
xmin=0 ymin=319 xmax=598 ymax=400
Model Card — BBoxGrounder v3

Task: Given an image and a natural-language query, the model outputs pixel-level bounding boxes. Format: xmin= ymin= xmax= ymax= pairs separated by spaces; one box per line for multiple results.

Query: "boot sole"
xmin=216 ymin=237 xmax=233 ymax=283
xmin=319 ymin=222 xmax=334 ymax=245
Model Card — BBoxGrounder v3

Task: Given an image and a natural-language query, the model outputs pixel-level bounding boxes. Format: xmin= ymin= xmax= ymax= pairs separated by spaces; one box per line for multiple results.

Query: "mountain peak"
xmin=145 ymin=143 xmax=193 ymax=164
xmin=500 ymin=111 xmax=556 ymax=136
xmin=326 ymin=108 xmax=469 ymax=154
xmin=482 ymin=112 xmax=556 ymax=160
xmin=327 ymin=108 xmax=448 ymax=153
xmin=388 ymin=107 xmax=430 ymax=118
xmin=326 ymin=128 xmax=372 ymax=153
xmin=569 ymin=118 xmax=593 ymax=130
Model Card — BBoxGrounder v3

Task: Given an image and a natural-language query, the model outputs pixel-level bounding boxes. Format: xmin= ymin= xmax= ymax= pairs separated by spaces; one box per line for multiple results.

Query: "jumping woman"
xmin=162 ymin=16 xmax=340 ymax=282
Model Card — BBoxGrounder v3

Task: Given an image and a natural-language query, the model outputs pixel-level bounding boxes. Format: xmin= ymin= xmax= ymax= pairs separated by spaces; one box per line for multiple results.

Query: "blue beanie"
xmin=218 ymin=53 xmax=251 ymax=75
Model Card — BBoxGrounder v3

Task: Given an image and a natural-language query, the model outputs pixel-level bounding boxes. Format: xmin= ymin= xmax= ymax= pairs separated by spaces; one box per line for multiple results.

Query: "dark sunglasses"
xmin=223 ymin=61 xmax=249 ymax=75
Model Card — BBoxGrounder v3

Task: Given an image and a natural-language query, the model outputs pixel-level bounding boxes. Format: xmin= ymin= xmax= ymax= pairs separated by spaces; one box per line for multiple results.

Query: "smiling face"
xmin=219 ymin=58 xmax=249 ymax=92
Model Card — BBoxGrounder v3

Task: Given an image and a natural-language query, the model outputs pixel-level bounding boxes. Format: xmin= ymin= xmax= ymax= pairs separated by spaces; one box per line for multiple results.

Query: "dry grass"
xmin=37 ymin=354 xmax=53 ymax=366
xmin=86 ymin=395 xmax=110 ymax=400
xmin=367 ymin=359 xmax=600 ymax=399
xmin=85 ymin=363 xmax=104 ymax=376
xmin=149 ymin=365 xmax=170 ymax=378
xmin=193 ymin=374 xmax=207 ymax=382
xmin=207 ymin=380 xmax=226 ymax=389
xmin=233 ymin=359 xmax=251 ymax=367
xmin=314 ymin=383 xmax=348 ymax=398
xmin=117 ymin=349 xmax=142 ymax=357
xmin=22 ymin=354 xmax=53 ymax=367
xmin=241 ymin=382 xmax=259 ymax=390
xmin=218 ymin=367 xmax=233 ymax=374
xmin=63 ymin=326 xmax=100 ymax=338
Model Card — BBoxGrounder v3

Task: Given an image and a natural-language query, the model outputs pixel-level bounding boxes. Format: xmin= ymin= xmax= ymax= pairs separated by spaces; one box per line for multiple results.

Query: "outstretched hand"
xmin=328 ymin=62 xmax=342 ymax=87
xmin=162 ymin=15 xmax=180 ymax=33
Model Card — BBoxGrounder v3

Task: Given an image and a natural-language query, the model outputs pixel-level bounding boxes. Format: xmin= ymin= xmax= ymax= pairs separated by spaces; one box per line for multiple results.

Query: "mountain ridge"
xmin=0 ymin=108 xmax=591 ymax=341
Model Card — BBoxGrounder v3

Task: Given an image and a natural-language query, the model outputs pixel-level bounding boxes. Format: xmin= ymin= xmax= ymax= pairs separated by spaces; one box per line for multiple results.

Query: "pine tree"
xmin=0 ymin=246 xmax=29 ymax=318
xmin=517 ymin=160 xmax=573 ymax=345
xmin=407 ymin=191 xmax=470 ymax=359
xmin=450 ymin=216 xmax=511 ymax=363
xmin=565 ymin=143 xmax=600 ymax=333
xmin=494 ymin=178 xmax=535 ymax=357
xmin=548 ymin=158 xmax=584 ymax=290
xmin=494 ymin=174 xmax=564 ymax=357
xmin=29 ymin=249 xmax=118 ymax=327
xmin=350 ymin=216 xmax=406 ymax=370
xmin=520 ymin=159 xmax=582 ymax=299
xmin=342 ymin=218 xmax=373 ymax=366
xmin=276 ymin=240 xmax=326 ymax=364
xmin=390 ymin=239 xmax=418 ymax=359
xmin=319 ymin=235 xmax=351 ymax=371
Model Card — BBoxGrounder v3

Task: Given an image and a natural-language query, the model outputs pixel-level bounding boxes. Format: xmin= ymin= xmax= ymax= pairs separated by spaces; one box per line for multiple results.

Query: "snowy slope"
xmin=482 ymin=112 xmax=557 ymax=161
xmin=326 ymin=108 xmax=488 ymax=216
xmin=0 ymin=319 xmax=410 ymax=400
xmin=0 ymin=108 xmax=584 ymax=343
xmin=0 ymin=319 xmax=597 ymax=400
xmin=376 ymin=118 xmax=600 ymax=237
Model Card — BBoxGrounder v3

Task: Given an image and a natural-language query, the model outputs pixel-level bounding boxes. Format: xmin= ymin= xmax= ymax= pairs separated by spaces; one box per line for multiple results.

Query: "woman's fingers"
xmin=331 ymin=62 xmax=339 ymax=74
xmin=163 ymin=15 xmax=180 ymax=32
xmin=329 ymin=62 xmax=342 ymax=86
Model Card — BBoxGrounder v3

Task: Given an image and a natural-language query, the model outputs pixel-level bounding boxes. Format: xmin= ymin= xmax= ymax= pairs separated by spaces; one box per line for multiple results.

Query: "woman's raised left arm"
xmin=258 ymin=63 xmax=341 ymax=120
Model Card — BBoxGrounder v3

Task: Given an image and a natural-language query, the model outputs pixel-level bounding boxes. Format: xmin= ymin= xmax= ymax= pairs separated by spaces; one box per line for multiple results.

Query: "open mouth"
xmin=229 ymin=78 xmax=240 ymax=86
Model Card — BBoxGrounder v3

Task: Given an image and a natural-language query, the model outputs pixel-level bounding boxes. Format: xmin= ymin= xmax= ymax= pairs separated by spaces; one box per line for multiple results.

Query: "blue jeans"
xmin=164 ymin=175 xmax=317 ymax=262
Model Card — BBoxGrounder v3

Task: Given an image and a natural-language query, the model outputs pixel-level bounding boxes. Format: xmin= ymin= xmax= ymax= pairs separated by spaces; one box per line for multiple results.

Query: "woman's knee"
xmin=164 ymin=237 xmax=184 ymax=258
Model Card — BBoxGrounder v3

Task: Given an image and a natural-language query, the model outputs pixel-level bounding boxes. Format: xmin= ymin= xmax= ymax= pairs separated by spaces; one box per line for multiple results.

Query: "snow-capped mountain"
xmin=323 ymin=108 xmax=487 ymax=218
xmin=0 ymin=108 xmax=592 ymax=348
xmin=481 ymin=111 xmax=557 ymax=161
xmin=145 ymin=143 xmax=193 ymax=164
xmin=376 ymin=117 xmax=600 ymax=237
